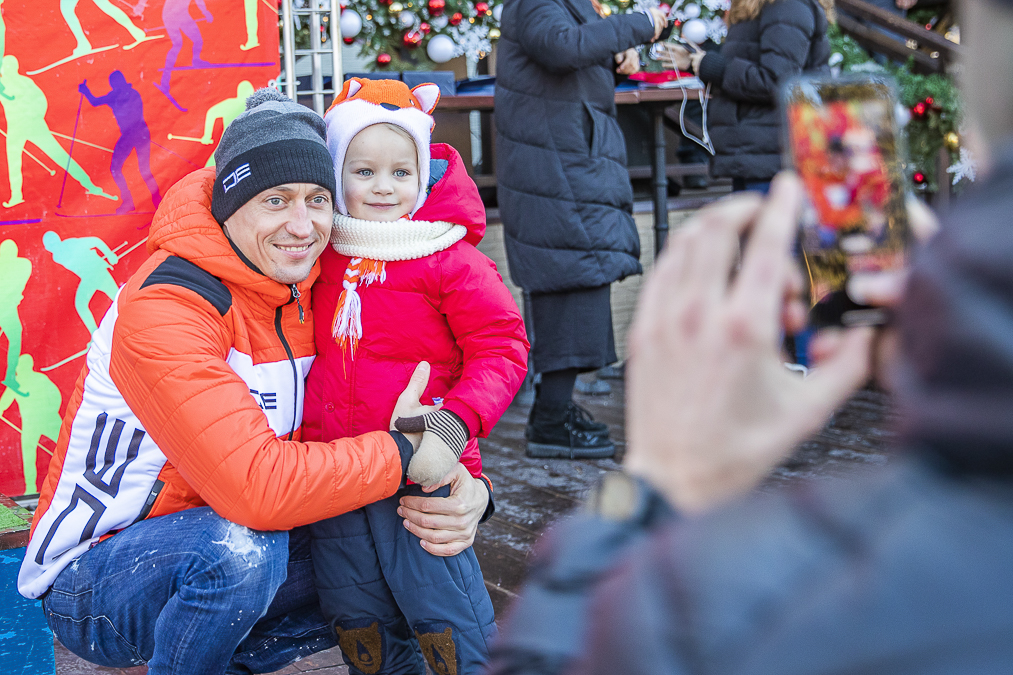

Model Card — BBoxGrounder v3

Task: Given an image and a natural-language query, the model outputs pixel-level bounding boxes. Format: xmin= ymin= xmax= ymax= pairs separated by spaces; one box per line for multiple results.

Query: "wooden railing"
xmin=835 ymin=0 xmax=961 ymax=74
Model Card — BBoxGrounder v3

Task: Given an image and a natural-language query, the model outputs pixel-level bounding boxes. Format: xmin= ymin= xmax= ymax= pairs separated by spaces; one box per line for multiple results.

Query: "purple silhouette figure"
xmin=79 ymin=71 xmax=162 ymax=215
xmin=155 ymin=0 xmax=213 ymax=100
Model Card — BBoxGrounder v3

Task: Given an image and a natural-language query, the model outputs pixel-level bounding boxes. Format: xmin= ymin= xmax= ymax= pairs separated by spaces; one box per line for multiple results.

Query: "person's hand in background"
xmin=648 ymin=7 xmax=668 ymax=40
xmin=615 ymin=48 xmax=641 ymax=75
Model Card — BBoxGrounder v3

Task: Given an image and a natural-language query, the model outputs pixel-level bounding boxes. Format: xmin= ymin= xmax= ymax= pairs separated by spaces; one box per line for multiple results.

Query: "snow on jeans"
xmin=41 ymin=506 xmax=337 ymax=675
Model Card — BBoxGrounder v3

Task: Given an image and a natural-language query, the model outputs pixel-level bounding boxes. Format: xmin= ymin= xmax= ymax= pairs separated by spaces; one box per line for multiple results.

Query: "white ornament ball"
xmin=681 ymin=18 xmax=708 ymax=44
xmin=683 ymin=3 xmax=701 ymax=18
xmin=430 ymin=14 xmax=449 ymax=29
xmin=427 ymin=34 xmax=457 ymax=63
xmin=400 ymin=10 xmax=418 ymax=27
xmin=340 ymin=9 xmax=362 ymax=38
xmin=492 ymin=3 xmax=503 ymax=21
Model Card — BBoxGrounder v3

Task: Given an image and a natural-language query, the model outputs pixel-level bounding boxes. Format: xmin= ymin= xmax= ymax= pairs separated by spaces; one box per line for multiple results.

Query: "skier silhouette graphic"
xmin=0 ymin=239 xmax=31 ymax=396
xmin=80 ymin=71 xmax=162 ymax=214
xmin=0 ymin=354 xmax=61 ymax=495
xmin=0 ymin=55 xmax=117 ymax=207
xmin=43 ymin=231 xmax=120 ymax=337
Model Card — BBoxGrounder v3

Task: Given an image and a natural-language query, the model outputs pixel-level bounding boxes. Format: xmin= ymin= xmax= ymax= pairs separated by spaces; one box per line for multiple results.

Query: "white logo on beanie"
xmin=223 ymin=163 xmax=252 ymax=193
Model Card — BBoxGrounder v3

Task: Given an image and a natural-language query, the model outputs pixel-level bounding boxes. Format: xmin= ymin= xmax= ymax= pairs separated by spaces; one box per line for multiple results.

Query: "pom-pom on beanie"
xmin=211 ymin=87 xmax=336 ymax=225
xmin=324 ymin=77 xmax=441 ymax=216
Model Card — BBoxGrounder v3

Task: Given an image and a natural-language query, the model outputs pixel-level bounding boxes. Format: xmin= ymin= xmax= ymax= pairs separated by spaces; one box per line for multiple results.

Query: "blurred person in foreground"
xmin=496 ymin=0 xmax=666 ymax=460
xmin=486 ymin=0 xmax=1013 ymax=668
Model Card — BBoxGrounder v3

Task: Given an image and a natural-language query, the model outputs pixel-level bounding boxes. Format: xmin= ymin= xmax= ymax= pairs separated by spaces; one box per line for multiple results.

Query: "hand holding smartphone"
xmin=782 ymin=76 xmax=910 ymax=329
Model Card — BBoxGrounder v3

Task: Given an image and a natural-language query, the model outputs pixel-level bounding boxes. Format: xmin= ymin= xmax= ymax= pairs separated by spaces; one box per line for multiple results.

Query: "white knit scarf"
xmin=329 ymin=215 xmax=468 ymax=359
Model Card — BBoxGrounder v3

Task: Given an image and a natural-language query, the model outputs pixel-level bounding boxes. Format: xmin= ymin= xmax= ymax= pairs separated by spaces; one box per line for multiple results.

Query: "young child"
xmin=303 ymin=78 xmax=529 ymax=675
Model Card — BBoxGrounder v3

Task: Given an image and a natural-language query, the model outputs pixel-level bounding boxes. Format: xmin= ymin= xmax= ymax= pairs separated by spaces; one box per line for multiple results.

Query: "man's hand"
xmin=391 ymin=361 xmax=440 ymax=452
xmin=615 ymin=48 xmax=641 ymax=76
xmin=398 ymin=463 xmax=489 ymax=556
xmin=624 ymin=173 xmax=875 ymax=514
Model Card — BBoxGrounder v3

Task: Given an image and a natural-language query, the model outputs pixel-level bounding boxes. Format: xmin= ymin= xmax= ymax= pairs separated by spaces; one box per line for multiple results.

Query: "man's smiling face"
xmin=223 ymin=182 xmax=333 ymax=284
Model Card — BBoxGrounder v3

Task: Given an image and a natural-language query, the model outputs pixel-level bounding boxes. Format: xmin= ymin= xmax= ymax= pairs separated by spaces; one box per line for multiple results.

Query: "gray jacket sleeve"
xmin=515 ymin=0 xmax=656 ymax=75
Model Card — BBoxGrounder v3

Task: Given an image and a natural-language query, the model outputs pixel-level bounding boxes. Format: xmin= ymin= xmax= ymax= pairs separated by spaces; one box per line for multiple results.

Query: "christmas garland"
xmin=828 ymin=24 xmax=969 ymax=193
xmin=339 ymin=0 xmax=503 ymax=70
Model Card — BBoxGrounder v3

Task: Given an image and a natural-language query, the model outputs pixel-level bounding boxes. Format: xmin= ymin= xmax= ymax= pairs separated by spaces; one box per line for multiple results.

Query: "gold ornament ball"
xmin=389 ymin=2 xmax=403 ymax=13
xmin=489 ymin=27 xmax=501 ymax=39
xmin=600 ymin=3 xmax=612 ymax=14
xmin=618 ymin=0 xmax=630 ymax=5
xmin=945 ymin=131 xmax=960 ymax=151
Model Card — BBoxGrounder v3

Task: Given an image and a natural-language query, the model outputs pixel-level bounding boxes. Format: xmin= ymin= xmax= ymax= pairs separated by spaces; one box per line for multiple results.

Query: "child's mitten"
xmin=394 ymin=410 xmax=469 ymax=486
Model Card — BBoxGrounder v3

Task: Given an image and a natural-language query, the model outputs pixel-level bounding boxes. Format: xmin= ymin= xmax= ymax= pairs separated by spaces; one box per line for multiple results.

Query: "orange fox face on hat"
xmin=324 ymin=77 xmax=442 ymax=217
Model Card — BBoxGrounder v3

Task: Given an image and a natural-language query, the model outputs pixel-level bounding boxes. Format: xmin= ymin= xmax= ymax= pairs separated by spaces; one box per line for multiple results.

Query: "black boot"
xmin=525 ymin=399 xmax=614 ymax=459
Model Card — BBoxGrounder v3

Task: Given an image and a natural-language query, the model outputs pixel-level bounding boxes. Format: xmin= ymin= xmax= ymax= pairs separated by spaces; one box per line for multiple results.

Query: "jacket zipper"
xmin=274 ymin=285 xmax=303 ymax=440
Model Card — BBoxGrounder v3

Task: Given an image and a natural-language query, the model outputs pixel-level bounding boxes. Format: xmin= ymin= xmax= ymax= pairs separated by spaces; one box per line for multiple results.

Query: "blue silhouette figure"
xmin=79 ymin=71 xmax=162 ymax=214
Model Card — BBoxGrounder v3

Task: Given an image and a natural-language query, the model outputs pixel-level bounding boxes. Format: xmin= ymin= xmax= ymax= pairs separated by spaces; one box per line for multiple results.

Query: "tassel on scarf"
xmin=331 ymin=257 xmax=387 ymax=359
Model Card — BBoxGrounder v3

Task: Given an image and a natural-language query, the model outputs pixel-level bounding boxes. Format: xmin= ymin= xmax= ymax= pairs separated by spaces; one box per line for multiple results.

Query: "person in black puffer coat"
xmin=668 ymin=0 xmax=833 ymax=190
xmin=496 ymin=0 xmax=665 ymax=459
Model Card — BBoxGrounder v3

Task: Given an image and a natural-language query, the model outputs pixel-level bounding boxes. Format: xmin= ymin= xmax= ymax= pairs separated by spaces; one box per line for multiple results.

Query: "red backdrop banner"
xmin=0 ymin=0 xmax=281 ymax=496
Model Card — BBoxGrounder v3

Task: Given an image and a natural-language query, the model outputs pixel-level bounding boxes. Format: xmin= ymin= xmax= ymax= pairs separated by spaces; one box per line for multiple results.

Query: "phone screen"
xmin=782 ymin=76 xmax=910 ymax=328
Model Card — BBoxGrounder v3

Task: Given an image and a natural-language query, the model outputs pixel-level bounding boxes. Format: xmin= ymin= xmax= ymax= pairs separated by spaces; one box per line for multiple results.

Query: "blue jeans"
xmin=41 ymin=507 xmax=336 ymax=675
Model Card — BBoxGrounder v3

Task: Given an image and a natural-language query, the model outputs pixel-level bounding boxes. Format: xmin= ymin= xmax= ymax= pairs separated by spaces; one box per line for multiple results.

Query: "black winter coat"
xmin=697 ymin=0 xmax=830 ymax=181
xmin=495 ymin=0 xmax=656 ymax=294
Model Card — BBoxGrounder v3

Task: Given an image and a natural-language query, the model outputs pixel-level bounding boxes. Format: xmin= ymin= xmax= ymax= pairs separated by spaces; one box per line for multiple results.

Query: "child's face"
xmin=342 ymin=124 xmax=420 ymax=221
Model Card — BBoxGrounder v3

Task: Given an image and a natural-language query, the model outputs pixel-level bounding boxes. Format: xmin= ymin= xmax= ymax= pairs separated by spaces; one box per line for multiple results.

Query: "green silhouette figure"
xmin=43 ymin=231 xmax=119 ymax=336
xmin=0 ymin=239 xmax=31 ymax=396
xmin=0 ymin=0 xmax=9 ymax=101
xmin=241 ymin=0 xmax=259 ymax=50
xmin=60 ymin=0 xmax=147 ymax=56
xmin=0 ymin=354 xmax=61 ymax=495
xmin=200 ymin=80 xmax=254 ymax=167
xmin=0 ymin=56 xmax=117 ymax=207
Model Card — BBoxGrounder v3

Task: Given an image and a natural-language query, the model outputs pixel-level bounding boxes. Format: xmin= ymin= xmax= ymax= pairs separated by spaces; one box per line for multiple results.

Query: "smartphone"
xmin=782 ymin=75 xmax=910 ymax=328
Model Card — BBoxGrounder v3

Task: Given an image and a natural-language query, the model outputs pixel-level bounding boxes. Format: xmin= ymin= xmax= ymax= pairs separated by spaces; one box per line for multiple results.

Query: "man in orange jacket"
xmin=19 ymin=88 xmax=492 ymax=674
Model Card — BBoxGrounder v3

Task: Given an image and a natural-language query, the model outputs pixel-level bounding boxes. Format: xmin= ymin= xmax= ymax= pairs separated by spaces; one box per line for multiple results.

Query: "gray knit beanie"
xmin=211 ymin=88 xmax=336 ymax=224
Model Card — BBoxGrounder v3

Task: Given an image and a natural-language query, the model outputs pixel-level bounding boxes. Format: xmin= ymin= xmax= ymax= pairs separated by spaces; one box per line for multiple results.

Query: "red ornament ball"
xmin=912 ymin=101 xmax=927 ymax=117
xmin=403 ymin=29 xmax=423 ymax=48
xmin=420 ymin=21 xmax=431 ymax=33
xmin=343 ymin=36 xmax=355 ymax=44
xmin=449 ymin=11 xmax=463 ymax=24
xmin=925 ymin=96 xmax=934 ymax=106
xmin=659 ymin=3 xmax=671 ymax=13
xmin=377 ymin=52 xmax=392 ymax=66
xmin=913 ymin=171 xmax=926 ymax=184
xmin=475 ymin=1 xmax=490 ymax=13
xmin=428 ymin=0 xmax=445 ymax=15
xmin=672 ymin=18 xmax=681 ymax=25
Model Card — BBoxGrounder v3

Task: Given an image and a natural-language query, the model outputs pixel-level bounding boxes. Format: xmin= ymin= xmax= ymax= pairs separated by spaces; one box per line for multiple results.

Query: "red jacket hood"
xmin=146 ymin=168 xmax=320 ymax=306
xmin=412 ymin=143 xmax=486 ymax=247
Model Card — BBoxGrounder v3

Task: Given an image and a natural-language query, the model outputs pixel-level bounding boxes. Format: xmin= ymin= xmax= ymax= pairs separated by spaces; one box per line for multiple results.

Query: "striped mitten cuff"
xmin=395 ymin=409 xmax=469 ymax=459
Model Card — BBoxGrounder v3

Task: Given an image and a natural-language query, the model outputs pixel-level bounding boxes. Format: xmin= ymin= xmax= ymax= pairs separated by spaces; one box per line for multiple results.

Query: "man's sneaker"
xmin=565 ymin=402 xmax=609 ymax=436
xmin=525 ymin=402 xmax=614 ymax=459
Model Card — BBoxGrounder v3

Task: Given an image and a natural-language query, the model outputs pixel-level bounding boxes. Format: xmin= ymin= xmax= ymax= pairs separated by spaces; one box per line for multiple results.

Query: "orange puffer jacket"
xmin=19 ymin=168 xmax=407 ymax=600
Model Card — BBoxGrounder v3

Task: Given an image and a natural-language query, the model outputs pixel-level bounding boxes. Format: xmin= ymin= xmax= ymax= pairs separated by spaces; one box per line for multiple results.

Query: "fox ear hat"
xmin=325 ymin=77 xmax=442 ymax=216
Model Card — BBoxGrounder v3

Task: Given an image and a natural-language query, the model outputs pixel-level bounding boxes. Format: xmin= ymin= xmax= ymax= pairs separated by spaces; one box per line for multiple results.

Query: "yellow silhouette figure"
xmin=0 ymin=56 xmax=117 ymax=207
xmin=43 ymin=231 xmax=119 ymax=336
xmin=241 ymin=0 xmax=259 ymax=50
xmin=199 ymin=80 xmax=254 ymax=167
xmin=60 ymin=0 xmax=147 ymax=55
xmin=0 ymin=354 xmax=62 ymax=495
xmin=0 ymin=239 xmax=30 ymax=396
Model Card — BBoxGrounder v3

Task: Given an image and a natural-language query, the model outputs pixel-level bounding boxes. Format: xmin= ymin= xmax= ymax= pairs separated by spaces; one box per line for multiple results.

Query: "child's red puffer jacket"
xmin=303 ymin=144 xmax=529 ymax=477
